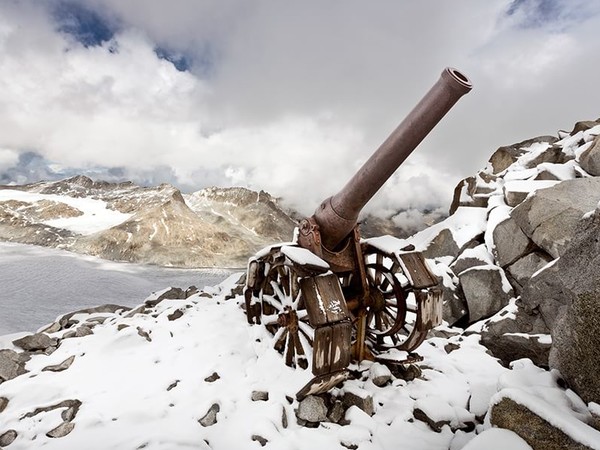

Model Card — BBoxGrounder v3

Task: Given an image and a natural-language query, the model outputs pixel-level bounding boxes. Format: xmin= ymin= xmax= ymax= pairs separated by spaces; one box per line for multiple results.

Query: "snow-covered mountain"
xmin=0 ymin=177 xmax=297 ymax=268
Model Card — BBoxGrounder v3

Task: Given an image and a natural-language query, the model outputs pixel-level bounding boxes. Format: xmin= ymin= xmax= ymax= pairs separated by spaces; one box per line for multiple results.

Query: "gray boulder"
xmin=0 ymin=350 xmax=29 ymax=382
xmin=511 ymin=177 xmax=600 ymax=258
xmin=12 ymin=333 xmax=57 ymax=352
xmin=480 ymin=305 xmax=551 ymax=367
xmin=548 ymin=209 xmax=600 ymax=404
xmin=506 ymin=251 xmax=554 ymax=294
xmin=422 ymin=228 xmax=460 ymax=260
xmin=296 ymin=395 xmax=328 ymax=423
xmin=459 ymin=265 xmax=514 ymax=323
xmin=492 ymin=217 xmax=535 ymax=267
xmin=487 ymin=136 xmax=558 ymax=174
xmin=491 ymin=397 xmax=597 ymax=450
xmin=579 ymin=135 xmax=600 ymax=176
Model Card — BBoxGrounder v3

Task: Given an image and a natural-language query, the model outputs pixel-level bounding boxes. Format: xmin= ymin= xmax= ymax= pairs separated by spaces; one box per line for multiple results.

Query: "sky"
xmin=0 ymin=0 xmax=599 ymax=220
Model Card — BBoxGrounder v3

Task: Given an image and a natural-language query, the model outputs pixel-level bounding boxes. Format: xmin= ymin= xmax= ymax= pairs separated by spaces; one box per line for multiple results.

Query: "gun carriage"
xmin=244 ymin=68 xmax=472 ymax=398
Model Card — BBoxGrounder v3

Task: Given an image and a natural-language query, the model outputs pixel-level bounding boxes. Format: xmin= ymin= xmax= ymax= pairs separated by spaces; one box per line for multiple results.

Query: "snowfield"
xmin=1 ymin=274 xmax=598 ymax=450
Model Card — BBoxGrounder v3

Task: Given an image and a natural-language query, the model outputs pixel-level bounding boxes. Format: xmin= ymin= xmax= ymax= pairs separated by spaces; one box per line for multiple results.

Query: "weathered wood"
xmin=398 ymin=252 xmax=438 ymax=289
xmin=301 ymin=274 xmax=349 ymax=327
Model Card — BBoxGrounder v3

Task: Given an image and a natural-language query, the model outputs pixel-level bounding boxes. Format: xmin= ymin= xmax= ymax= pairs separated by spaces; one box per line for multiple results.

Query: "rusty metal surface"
xmin=313 ymin=67 xmax=472 ymax=250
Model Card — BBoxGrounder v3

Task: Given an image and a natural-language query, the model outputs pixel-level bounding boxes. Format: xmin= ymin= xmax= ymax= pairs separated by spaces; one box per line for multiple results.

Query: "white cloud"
xmin=1 ymin=0 xmax=599 ymax=219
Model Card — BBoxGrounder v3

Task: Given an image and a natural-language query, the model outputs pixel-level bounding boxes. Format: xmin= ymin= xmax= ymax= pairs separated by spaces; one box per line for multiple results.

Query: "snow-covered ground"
xmin=1 ymin=273 xmax=598 ymax=449
xmin=0 ymin=242 xmax=232 ymax=335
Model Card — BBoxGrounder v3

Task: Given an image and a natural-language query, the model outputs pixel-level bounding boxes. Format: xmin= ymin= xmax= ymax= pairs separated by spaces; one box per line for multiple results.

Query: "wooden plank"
xmin=330 ymin=321 xmax=352 ymax=372
xmin=398 ymin=252 xmax=439 ymax=289
xmin=301 ymin=274 xmax=349 ymax=327
xmin=312 ymin=326 xmax=332 ymax=376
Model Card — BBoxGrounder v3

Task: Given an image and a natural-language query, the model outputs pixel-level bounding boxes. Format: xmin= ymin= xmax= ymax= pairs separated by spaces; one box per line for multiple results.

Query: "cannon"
xmin=244 ymin=68 xmax=472 ymax=398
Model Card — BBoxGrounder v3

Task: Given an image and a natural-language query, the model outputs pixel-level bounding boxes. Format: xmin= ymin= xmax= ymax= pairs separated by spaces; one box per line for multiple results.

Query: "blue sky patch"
xmin=52 ymin=1 xmax=116 ymax=47
xmin=154 ymin=47 xmax=191 ymax=72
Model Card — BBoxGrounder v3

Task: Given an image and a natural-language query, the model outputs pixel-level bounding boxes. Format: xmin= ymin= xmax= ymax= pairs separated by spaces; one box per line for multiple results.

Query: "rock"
xmin=296 ymin=395 xmax=328 ymax=423
xmin=327 ymin=400 xmax=345 ymax=423
xmin=251 ymin=435 xmax=268 ymax=447
xmin=0 ymin=351 xmax=21 ymax=382
xmin=413 ymin=407 xmax=451 ymax=433
xmin=145 ymin=287 xmax=186 ymax=307
xmin=167 ymin=309 xmax=184 ymax=321
xmin=369 ymin=363 xmax=392 ymax=387
xmin=522 ymin=145 xmax=573 ymax=169
xmin=459 ymin=265 xmax=514 ymax=323
xmin=61 ymin=400 xmax=81 ymax=422
xmin=0 ymin=396 xmax=8 ymax=413
xmin=198 ymin=403 xmax=220 ymax=427
xmin=510 ymin=178 xmax=600 ymax=259
xmin=75 ymin=325 xmax=94 ymax=338
xmin=503 ymin=180 xmax=559 ymax=207
xmin=579 ymin=135 xmax=600 ymax=176
xmin=12 ymin=333 xmax=57 ymax=352
xmin=42 ymin=355 xmax=75 ymax=373
xmin=506 ymin=251 xmax=553 ymax=293
xmin=491 ymin=397 xmax=596 ymax=450
xmin=0 ymin=429 xmax=17 ymax=446
xmin=136 ymin=327 xmax=151 ymax=342
xmin=57 ymin=304 xmax=130 ymax=329
xmin=281 ymin=405 xmax=288 ymax=428
xmin=449 ymin=176 xmax=490 ymax=214
xmin=251 ymin=391 xmax=269 ymax=402
xmin=341 ymin=390 xmax=374 ymax=417
xmin=488 ymin=136 xmax=558 ymax=174
xmin=570 ymin=119 xmax=600 ymax=135
xmin=481 ymin=308 xmax=551 ymax=367
xmin=204 ymin=372 xmax=220 ymax=383
xmin=492 ymin=217 xmax=535 ymax=267
xmin=46 ymin=421 xmax=75 ymax=438
xmin=422 ymin=228 xmax=460 ymax=260
xmin=185 ymin=286 xmax=199 ymax=298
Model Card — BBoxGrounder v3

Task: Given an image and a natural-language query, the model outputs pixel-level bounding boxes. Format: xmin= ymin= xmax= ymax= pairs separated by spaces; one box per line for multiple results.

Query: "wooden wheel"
xmin=362 ymin=245 xmax=429 ymax=352
xmin=260 ymin=262 xmax=314 ymax=370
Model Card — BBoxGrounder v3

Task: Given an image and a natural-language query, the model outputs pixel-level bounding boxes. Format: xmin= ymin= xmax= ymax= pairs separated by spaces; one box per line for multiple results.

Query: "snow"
xmin=409 ymin=207 xmax=488 ymax=251
xmin=0 ymin=190 xmax=131 ymax=235
xmin=280 ymin=245 xmax=330 ymax=269
xmin=460 ymin=428 xmax=532 ymax=450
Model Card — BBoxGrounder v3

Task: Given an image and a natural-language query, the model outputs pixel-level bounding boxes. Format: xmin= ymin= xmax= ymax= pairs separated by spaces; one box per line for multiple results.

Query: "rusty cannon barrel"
xmin=311 ymin=67 xmax=472 ymax=250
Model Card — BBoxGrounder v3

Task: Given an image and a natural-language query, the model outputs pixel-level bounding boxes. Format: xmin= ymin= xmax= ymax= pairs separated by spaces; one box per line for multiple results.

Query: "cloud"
xmin=0 ymin=0 xmax=599 ymax=219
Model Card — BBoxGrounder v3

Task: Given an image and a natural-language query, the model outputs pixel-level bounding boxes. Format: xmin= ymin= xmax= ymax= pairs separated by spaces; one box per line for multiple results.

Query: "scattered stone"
xmin=327 ymin=400 xmax=345 ymax=424
xmin=185 ymin=286 xmax=199 ymax=298
xmin=413 ymin=407 xmax=451 ymax=433
xmin=444 ymin=343 xmax=460 ymax=354
xmin=491 ymin=397 xmax=596 ymax=450
xmin=57 ymin=305 xmax=130 ymax=329
xmin=75 ymin=325 xmax=94 ymax=338
xmin=340 ymin=443 xmax=358 ymax=450
xmin=296 ymin=395 xmax=328 ymax=423
xmin=251 ymin=391 xmax=269 ymax=402
xmin=117 ymin=324 xmax=130 ymax=331
xmin=40 ymin=322 xmax=62 ymax=334
xmin=369 ymin=363 xmax=392 ymax=387
xmin=422 ymin=228 xmax=460 ymax=260
xmin=167 ymin=309 xmax=184 ymax=321
xmin=459 ymin=265 xmax=514 ymax=323
xmin=199 ymin=292 xmax=213 ymax=298
xmin=136 ymin=327 xmax=152 ymax=342
xmin=251 ymin=435 xmax=268 ymax=447
xmin=145 ymin=287 xmax=186 ymax=307
xmin=0 ymin=429 xmax=17 ymax=446
xmin=198 ymin=403 xmax=220 ymax=427
xmin=167 ymin=380 xmax=180 ymax=391
xmin=42 ymin=355 xmax=75 ymax=373
xmin=12 ymin=333 xmax=58 ymax=352
xmin=281 ymin=405 xmax=288 ymax=428
xmin=391 ymin=364 xmax=422 ymax=382
xmin=342 ymin=389 xmax=374 ymax=416
xmin=0 ymin=351 xmax=21 ymax=382
xmin=46 ymin=421 xmax=75 ymax=438
xmin=0 ymin=396 xmax=8 ymax=413
xmin=204 ymin=372 xmax=220 ymax=383
xmin=61 ymin=401 xmax=81 ymax=422
xmin=22 ymin=399 xmax=82 ymax=420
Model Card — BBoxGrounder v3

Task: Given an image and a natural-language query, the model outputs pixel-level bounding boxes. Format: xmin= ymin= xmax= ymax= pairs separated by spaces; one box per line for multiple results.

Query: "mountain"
xmin=0 ymin=177 xmax=297 ymax=268
xmin=0 ymin=176 xmax=427 ymax=268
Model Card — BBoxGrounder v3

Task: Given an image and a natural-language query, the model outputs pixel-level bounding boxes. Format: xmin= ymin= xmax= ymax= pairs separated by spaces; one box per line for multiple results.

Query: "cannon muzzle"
xmin=312 ymin=67 xmax=472 ymax=250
